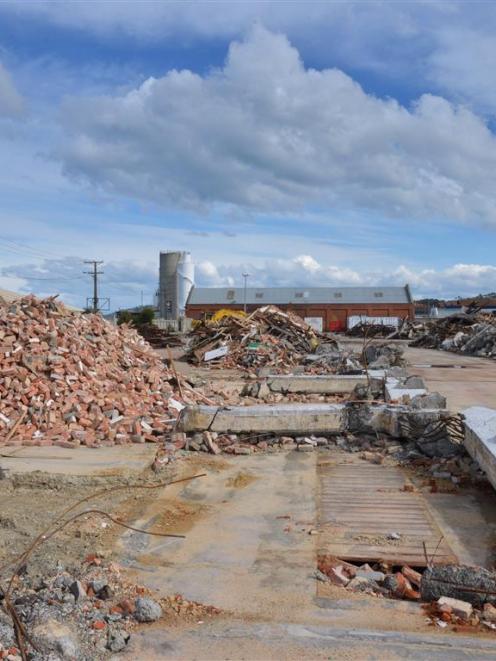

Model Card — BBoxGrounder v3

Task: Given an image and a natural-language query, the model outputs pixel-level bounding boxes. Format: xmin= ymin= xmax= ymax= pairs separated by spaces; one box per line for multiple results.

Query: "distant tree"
xmin=117 ymin=310 xmax=133 ymax=325
xmin=117 ymin=306 xmax=154 ymax=326
xmin=136 ymin=306 xmax=155 ymax=325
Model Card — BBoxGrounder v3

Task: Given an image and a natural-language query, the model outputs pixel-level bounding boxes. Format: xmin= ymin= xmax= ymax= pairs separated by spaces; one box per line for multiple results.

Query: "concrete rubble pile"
xmin=0 ymin=295 xmax=201 ymax=448
xmin=362 ymin=342 xmax=406 ymax=369
xmin=0 ymin=555 xmax=221 ymax=659
xmin=187 ymin=305 xmax=338 ymax=370
xmin=393 ymin=313 xmax=496 ymax=359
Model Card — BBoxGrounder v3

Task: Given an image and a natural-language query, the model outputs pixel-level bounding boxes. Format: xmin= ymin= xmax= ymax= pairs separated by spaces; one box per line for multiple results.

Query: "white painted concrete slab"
xmin=463 ymin=406 xmax=496 ymax=491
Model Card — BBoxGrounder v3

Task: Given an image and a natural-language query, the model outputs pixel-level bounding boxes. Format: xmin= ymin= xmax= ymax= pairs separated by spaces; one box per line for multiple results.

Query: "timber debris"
xmin=186 ymin=305 xmax=337 ymax=370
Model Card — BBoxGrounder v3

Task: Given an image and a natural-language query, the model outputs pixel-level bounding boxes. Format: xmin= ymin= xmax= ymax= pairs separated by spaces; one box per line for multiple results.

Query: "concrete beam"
xmin=463 ymin=406 xmax=496 ymax=491
xmin=178 ymin=406 xmax=217 ymax=431
xmin=179 ymin=404 xmax=347 ymax=434
xmin=266 ymin=374 xmax=371 ymax=394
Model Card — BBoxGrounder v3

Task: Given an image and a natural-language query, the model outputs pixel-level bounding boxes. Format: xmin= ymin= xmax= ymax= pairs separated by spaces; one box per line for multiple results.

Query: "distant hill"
xmin=415 ymin=293 xmax=496 ymax=311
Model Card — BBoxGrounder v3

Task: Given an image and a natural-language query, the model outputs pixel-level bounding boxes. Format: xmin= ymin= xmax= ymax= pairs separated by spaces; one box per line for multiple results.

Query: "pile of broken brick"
xmin=0 ymin=295 xmax=203 ymax=448
xmin=317 ymin=557 xmax=496 ymax=632
xmin=186 ymin=305 xmax=338 ymax=370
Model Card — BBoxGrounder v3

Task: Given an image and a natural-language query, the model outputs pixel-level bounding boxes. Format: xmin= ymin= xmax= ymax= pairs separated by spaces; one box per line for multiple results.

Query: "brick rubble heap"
xmin=0 ymin=295 xmax=190 ymax=447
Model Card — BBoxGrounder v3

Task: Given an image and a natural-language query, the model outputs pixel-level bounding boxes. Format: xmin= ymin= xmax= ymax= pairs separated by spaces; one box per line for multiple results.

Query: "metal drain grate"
xmin=318 ymin=458 xmax=457 ymax=567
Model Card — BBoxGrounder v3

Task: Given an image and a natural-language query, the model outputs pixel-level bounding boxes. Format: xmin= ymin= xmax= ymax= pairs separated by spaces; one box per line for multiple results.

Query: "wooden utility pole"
xmin=83 ymin=260 xmax=104 ymax=312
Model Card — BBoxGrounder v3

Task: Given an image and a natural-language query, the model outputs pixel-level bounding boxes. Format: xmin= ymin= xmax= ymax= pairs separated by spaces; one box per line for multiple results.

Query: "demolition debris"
xmin=0 ymin=296 xmax=200 ymax=448
xmin=392 ymin=312 xmax=496 ymax=359
xmin=186 ymin=305 xmax=337 ymax=370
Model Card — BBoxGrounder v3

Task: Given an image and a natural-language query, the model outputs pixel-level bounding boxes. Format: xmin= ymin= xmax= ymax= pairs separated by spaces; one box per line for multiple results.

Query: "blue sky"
xmin=1 ymin=1 xmax=496 ymax=309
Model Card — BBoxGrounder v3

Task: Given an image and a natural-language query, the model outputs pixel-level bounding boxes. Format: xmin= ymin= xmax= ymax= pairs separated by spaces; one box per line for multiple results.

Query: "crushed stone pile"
xmin=396 ymin=313 xmax=496 ymax=359
xmin=187 ymin=305 xmax=338 ymax=371
xmin=0 ymin=295 xmax=200 ymax=448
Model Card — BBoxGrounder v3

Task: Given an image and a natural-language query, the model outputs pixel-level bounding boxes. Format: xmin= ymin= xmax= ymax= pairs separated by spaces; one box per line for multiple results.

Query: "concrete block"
xmin=178 ymin=406 xmax=218 ymax=432
xmin=410 ymin=392 xmax=447 ymax=409
xmin=179 ymin=404 xmax=346 ymax=434
xmin=212 ymin=404 xmax=346 ymax=434
xmin=385 ymin=385 xmax=427 ymax=403
xmin=463 ymin=406 xmax=496 ymax=491
xmin=437 ymin=596 xmax=472 ymax=620
xmin=266 ymin=374 xmax=370 ymax=394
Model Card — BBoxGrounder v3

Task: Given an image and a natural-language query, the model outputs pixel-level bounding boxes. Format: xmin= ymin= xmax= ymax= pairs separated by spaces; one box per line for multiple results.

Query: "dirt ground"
xmin=0 ymin=462 xmax=181 ymax=582
xmin=2 ymin=344 xmax=496 ymax=659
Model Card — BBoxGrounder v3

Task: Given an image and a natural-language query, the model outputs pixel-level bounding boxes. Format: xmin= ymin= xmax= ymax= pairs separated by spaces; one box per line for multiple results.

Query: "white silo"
xmin=158 ymin=251 xmax=194 ymax=319
xmin=177 ymin=252 xmax=195 ymax=315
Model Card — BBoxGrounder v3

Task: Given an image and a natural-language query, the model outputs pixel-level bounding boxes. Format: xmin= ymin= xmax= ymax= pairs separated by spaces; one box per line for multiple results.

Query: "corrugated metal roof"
xmin=187 ymin=285 xmax=412 ymax=306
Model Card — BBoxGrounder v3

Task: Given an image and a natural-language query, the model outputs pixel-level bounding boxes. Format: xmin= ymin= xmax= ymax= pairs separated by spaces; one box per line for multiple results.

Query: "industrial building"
xmin=185 ymin=285 xmax=414 ymax=331
xmin=157 ymin=251 xmax=195 ymax=319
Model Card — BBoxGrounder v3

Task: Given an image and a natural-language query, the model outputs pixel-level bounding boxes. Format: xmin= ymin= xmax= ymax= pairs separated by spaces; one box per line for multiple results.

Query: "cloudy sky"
xmin=1 ymin=1 xmax=496 ymax=308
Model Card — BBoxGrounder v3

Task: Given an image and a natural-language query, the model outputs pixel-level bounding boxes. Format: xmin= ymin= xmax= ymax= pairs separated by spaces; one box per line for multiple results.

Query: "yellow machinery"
xmin=210 ymin=308 xmax=247 ymax=323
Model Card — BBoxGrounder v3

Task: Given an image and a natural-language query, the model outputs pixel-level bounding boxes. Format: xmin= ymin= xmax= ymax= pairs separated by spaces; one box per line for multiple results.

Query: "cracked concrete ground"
xmin=116 ymin=450 xmax=496 ymax=659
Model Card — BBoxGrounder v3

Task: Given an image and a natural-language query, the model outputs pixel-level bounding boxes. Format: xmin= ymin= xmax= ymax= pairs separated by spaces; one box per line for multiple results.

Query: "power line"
xmin=0 ymin=237 xmax=75 ymax=261
xmin=11 ymin=275 xmax=85 ymax=282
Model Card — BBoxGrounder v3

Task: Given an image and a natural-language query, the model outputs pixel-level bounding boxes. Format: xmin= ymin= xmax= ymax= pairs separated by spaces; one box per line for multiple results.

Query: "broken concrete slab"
xmin=347 ymin=404 xmax=452 ymax=439
xmin=421 ymin=564 xmax=496 ymax=607
xmin=266 ymin=374 xmax=372 ymax=394
xmin=463 ymin=406 xmax=496 ymax=491
xmin=385 ymin=385 xmax=427 ymax=403
xmin=178 ymin=406 xmax=217 ymax=432
xmin=0 ymin=445 xmax=157 ymax=475
xmin=179 ymin=404 xmax=346 ymax=434
xmin=410 ymin=392 xmax=447 ymax=409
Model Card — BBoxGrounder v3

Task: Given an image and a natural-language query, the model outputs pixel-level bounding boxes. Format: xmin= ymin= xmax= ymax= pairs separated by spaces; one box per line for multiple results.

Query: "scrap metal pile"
xmin=346 ymin=321 xmax=397 ymax=338
xmin=187 ymin=305 xmax=337 ymax=370
xmin=0 ymin=295 xmax=200 ymax=448
xmin=393 ymin=313 xmax=496 ymax=359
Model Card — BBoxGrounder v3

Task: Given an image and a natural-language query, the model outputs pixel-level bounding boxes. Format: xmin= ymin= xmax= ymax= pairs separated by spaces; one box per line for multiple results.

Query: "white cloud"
xmin=0 ymin=62 xmax=23 ymax=117
xmin=3 ymin=252 xmax=496 ymax=306
xmin=196 ymin=255 xmax=496 ymax=300
xmin=427 ymin=28 xmax=496 ymax=115
xmin=58 ymin=27 xmax=496 ymax=226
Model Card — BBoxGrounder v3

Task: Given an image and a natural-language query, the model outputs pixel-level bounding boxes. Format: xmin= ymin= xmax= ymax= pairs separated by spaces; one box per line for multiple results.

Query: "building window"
xmin=294 ymin=292 xmax=304 ymax=299
xmin=374 ymin=292 xmax=384 ymax=298
xmin=334 ymin=292 xmax=343 ymax=298
xmin=255 ymin=292 xmax=264 ymax=299
xmin=226 ymin=289 xmax=235 ymax=300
